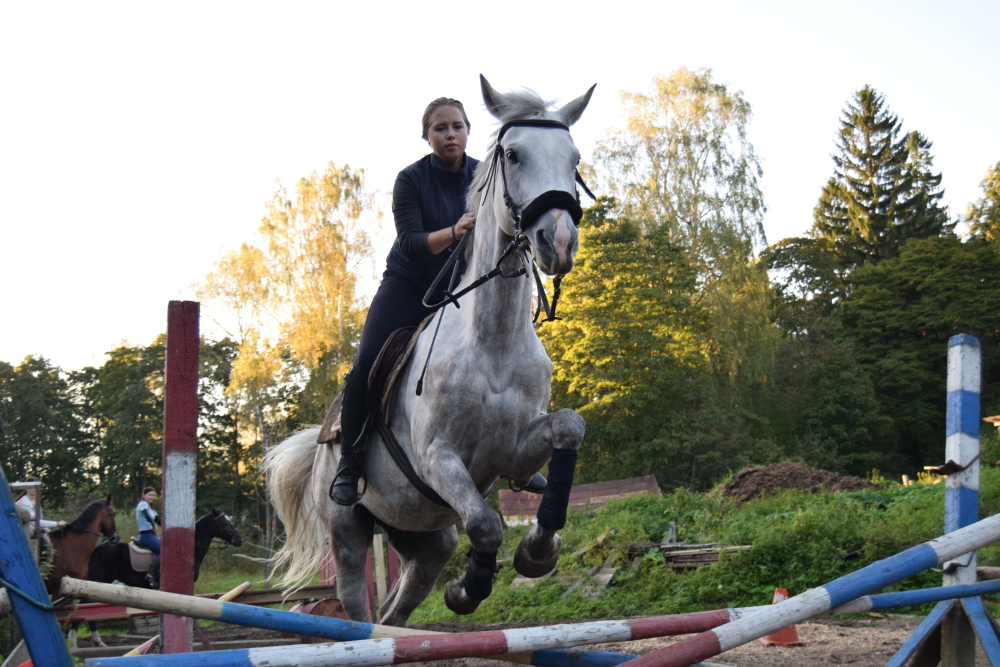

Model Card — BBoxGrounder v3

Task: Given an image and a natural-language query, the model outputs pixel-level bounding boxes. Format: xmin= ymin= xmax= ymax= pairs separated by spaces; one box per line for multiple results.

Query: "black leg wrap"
xmin=536 ymin=448 xmax=578 ymax=530
xmin=463 ymin=549 xmax=497 ymax=601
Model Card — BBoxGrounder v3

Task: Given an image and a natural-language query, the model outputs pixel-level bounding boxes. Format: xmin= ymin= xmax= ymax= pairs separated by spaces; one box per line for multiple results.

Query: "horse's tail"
xmin=264 ymin=426 xmax=328 ymax=589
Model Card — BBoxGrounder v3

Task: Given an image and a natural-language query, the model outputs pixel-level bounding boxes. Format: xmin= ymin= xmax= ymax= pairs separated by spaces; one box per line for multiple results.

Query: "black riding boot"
xmin=332 ymin=369 xmax=367 ymax=506
xmin=145 ymin=555 xmax=160 ymax=589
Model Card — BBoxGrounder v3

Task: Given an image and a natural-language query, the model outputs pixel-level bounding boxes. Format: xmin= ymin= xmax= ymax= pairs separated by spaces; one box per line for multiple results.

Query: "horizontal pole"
xmin=832 ymin=579 xmax=1000 ymax=615
xmin=69 ymin=577 xmax=762 ymax=667
xmin=618 ymin=511 xmax=1000 ymax=667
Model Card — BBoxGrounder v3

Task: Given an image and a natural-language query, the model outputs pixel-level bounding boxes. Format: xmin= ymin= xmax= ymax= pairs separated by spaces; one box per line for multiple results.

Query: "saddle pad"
xmin=317 ymin=313 xmax=435 ymax=445
xmin=128 ymin=540 xmax=154 ymax=573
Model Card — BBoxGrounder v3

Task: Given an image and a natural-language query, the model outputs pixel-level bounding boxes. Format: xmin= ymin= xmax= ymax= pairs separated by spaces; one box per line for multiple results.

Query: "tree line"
xmin=3 ymin=68 xmax=999 ymax=520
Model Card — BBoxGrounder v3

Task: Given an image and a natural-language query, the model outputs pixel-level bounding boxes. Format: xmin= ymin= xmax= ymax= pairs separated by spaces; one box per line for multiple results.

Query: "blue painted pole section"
xmin=823 ymin=542 xmax=942 ymax=608
xmin=961 ymin=597 xmax=1000 ymax=663
xmin=865 ymin=580 xmax=1000 ymax=611
xmin=0 ymin=464 xmax=75 ymax=667
xmin=945 ymin=334 xmax=980 ymax=537
xmin=214 ymin=601 xmax=378 ymax=640
xmin=884 ymin=600 xmax=952 ymax=667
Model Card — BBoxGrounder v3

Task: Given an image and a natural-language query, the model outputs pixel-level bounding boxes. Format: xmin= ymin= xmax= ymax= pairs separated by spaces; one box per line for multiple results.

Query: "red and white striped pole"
xmin=160 ymin=300 xmax=199 ymax=653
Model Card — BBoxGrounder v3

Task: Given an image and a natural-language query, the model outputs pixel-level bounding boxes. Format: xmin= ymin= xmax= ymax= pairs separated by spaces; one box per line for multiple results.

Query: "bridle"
xmin=420 ymin=118 xmax=596 ymax=319
xmin=478 ymin=118 xmax=595 ymax=230
xmin=415 ymin=118 xmax=596 ymax=397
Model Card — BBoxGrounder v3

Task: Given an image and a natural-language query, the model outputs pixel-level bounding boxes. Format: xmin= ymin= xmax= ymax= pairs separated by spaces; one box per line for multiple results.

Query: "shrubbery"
xmin=409 ymin=468 xmax=1000 ymax=624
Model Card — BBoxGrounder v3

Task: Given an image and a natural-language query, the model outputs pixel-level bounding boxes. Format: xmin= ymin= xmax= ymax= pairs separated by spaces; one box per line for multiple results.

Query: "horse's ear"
xmin=559 ymin=84 xmax=596 ymax=126
xmin=105 ymin=494 xmax=113 ymax=507
xmin=213 ymin=507 xmax=222 ymax=515
xmin=481 ymin=74 xmax=511 ymax=120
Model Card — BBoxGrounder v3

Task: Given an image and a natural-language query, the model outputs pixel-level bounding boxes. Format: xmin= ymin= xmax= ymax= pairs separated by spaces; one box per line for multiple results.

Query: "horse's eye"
xmin=505 ymin=150 xmax=518 ymax=164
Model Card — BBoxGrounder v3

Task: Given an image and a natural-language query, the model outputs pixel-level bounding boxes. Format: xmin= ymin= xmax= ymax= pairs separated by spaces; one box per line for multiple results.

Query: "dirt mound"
xmin=722 ymin=462 xmax=874 ymax=502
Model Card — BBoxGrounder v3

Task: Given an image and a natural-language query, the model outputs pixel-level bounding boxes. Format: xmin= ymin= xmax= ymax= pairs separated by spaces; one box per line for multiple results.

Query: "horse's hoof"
xmin=444 ymin=577 xmax=481 ymax=615
xmin=514 ymin=532 xmax=561 ymax=578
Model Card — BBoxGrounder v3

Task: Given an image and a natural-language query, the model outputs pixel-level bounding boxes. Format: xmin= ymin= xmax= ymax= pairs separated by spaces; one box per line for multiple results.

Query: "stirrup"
xmin=508 ymin=472 xmax=547 ymax=494
xmin=330 ymin=466 xmax=366 ymax=506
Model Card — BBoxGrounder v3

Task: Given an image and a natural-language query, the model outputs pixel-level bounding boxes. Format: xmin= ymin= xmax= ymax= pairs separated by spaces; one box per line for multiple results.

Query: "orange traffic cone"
xmin=758 ymin=588 xmax=806 ymax=647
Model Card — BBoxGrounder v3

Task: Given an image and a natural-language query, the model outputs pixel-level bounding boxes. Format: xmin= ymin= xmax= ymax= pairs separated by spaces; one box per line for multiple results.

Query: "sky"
xmin=2 ymin=1 xmax=998 ymax=372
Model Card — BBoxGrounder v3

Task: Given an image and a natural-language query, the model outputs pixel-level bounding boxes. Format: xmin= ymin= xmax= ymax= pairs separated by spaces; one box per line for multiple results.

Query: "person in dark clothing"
xmin=332 ymin=97 xmax=479 ymax=506
xmin=332 ymin=96 xmax=550 ymax=506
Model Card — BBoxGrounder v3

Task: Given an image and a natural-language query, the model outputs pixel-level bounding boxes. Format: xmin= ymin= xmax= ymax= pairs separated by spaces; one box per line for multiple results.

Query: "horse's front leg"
xmin=420 ymin=444 xmax=503 ymax=615
xmin=508 ymin=408 xmax=585 ymax=578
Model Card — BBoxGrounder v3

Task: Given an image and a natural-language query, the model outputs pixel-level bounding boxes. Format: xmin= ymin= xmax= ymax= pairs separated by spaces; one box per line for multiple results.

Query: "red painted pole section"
xmin=160 ymin=300 xmax=200 ymax=654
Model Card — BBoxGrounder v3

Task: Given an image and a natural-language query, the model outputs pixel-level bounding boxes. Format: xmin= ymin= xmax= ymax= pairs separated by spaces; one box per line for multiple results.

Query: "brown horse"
xmin=43 ymin=497 xmax=119 ymax=597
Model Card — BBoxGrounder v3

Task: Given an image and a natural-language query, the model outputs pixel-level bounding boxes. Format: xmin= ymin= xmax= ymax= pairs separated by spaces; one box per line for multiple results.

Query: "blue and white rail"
xmin=617 ymin=511 xmax=1000 ymax=667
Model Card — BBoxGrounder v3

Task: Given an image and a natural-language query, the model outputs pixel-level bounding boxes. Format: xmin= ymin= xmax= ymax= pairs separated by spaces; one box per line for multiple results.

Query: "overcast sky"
xmin=2 ymin=0 xmax=997 ymax=371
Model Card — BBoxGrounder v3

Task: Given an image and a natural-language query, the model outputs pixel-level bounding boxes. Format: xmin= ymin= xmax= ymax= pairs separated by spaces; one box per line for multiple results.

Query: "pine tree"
xmin=811 ymin=86 xmax=950 ymax=273
xmin=967 ymin=161 xmax=1000 ymax=248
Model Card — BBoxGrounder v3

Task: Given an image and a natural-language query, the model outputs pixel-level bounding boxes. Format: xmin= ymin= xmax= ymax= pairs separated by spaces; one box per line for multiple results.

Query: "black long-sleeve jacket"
xmin=385 ymin=153 xmax=479 ymax=292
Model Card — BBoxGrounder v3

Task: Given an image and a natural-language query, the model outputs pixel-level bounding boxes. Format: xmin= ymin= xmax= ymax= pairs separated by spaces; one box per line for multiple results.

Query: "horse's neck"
xmin=194 ymin=518 xmax=212 ymax=545
xmin=458 ymin=214 xmax=534 ymax=346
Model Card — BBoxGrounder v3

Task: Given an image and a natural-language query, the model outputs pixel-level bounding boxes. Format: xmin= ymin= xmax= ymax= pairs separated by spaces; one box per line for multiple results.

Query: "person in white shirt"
xmin=15 ymin=476 xmax=66 ymax=534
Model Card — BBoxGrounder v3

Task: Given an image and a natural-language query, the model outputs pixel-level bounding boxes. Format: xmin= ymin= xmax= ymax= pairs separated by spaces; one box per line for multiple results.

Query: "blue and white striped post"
xmin=945 ymin=334 xmax=981 ymax=573
xmin=942 ymin=334 xmax=984 ymax=667
xmin=0 ymin=464 xmax=75 ymax=667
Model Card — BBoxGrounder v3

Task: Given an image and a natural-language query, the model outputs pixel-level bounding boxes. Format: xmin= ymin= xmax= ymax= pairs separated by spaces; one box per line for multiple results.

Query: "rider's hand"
xmin=58 ymin=521 xmax=67 ymax=528
xmin=453 ymin=213 xmax=476 ymax=240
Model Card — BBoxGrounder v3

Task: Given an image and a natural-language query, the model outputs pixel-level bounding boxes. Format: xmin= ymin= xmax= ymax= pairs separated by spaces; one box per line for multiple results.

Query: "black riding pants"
xmin=340 ymin=271 xmax=436 ymax=458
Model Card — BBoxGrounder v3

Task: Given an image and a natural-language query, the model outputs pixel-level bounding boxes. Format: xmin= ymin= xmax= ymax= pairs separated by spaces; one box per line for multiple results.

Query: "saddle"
xmin=317 ymin=314 xmax=434 ymax=445
xmin=128 ymin=538 xmax=155 ymax=573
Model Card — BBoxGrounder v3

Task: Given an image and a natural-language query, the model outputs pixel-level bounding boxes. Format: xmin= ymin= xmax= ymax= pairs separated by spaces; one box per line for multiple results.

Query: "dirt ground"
xmin=81 ymin=615 xmax=995 ymax=666
xmin=721 ymin=463 xmax=875 ymax=503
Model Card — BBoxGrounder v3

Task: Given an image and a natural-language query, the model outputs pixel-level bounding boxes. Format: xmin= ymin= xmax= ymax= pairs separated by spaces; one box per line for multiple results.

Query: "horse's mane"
xmin=49 ymin=499 xmax=107 ymax=537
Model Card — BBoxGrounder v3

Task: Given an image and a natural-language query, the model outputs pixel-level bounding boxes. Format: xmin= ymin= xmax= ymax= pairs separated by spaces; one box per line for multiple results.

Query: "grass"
xmin=402 ymin=467 xmax=1000 ymax=624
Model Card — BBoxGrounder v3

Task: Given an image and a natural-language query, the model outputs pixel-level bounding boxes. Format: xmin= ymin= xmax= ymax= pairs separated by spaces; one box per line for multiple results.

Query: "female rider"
xmin=136 ymin=486 xmax=162 ymax=585
xmin=333 ymin=97 xmax=546 ymax=505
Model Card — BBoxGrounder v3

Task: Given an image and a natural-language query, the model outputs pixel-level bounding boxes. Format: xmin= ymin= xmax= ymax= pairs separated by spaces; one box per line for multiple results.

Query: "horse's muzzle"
xmin=529 ymin=208 xmax=580 ymax=275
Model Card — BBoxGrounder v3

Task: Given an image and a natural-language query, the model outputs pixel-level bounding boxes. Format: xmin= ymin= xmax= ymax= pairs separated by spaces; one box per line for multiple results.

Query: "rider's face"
xmin=426 ymin=105 xmax=468 ymax=167
xmin=144 ymin=490 xmax=157 ymax=503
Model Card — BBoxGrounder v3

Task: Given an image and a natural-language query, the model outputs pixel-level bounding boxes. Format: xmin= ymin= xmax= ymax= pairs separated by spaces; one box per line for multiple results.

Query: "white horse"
xmin=266 ymin=76 xmax=593 ymax=626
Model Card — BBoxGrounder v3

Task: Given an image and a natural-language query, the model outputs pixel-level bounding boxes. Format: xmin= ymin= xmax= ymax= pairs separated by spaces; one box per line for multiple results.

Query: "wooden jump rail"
xmin=48 ymin=584 xmax=340 ymax=624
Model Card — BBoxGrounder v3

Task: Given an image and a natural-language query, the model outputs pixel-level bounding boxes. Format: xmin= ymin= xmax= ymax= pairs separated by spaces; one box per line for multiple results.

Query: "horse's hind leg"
xmin=378 ymin=526 xmax=458 ymax=627
xmin=509 ymin=409 xmax=585 ymax=578
xmin=330 ymin=504 xmax=376 ymax=622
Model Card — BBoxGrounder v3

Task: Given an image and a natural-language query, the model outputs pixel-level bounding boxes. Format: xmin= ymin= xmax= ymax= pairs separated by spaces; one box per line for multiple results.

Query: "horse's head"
xmin=479 ymin=75 xmax=595 ymax=276
xmin=211 ymin=507 xmax=244 ymax=547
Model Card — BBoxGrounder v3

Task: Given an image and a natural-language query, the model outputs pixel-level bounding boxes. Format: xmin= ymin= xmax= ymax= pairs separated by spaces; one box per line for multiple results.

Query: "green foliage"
xmin=967 ymin=161 xmax=1000 ymax=249
xmin=539 ymin=201 xmax=710 ymax=486
xmin=410 ymin=481 xmax=955 ymax=624
xmin=0 ymin=356 xmax=94 ymax=506
xmin=841 ymin=236 xmax=1000 ymax=467
xmin=593 ymin=67 xmax=766 ymax=273
xmin=87 ymin=339 xmax=166 ymax=500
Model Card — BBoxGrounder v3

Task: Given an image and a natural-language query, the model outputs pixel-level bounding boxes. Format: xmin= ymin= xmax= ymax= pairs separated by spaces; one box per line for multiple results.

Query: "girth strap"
xmin=373 ymin=411 xmax=451 ymax=508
